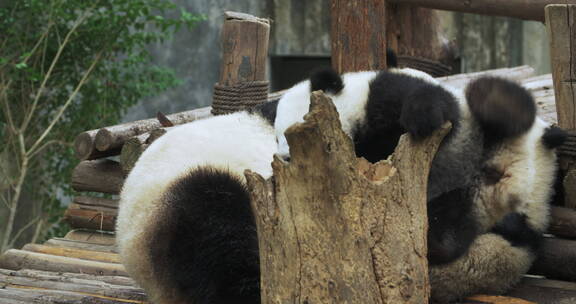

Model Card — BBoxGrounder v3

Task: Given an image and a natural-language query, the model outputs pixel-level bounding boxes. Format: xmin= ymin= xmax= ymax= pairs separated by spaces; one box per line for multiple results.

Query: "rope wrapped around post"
xmin=211 ymin=81 xmax=269 ymax=115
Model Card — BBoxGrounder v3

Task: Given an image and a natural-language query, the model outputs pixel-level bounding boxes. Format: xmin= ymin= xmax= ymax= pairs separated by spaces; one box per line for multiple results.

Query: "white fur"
xmin=474 ymin=117 xmax=557 ymax=232
xmin=275 ymin=71 xmax=378 ymax=158
xmin=116 ymin=111 xmax=276 ymax=303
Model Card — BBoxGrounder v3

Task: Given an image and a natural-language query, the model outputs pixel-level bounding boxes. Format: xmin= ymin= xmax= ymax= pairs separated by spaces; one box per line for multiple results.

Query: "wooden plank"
xmin=22 ymin=243 xmax=120 ymax=264
xmin=438 ymin=65 xmax=535 ymax=89
xmin=388 ymin=0 xmax=576 ymax=22
xmin=64 ymin=230 xmax=116 ymax=246
xmin=0 ymin=269 xmax=135 ymax=287
xmin=74 ymin=196 xmax=119 ymax=210
xmin=0 ymin=286 xmax=144 ymax=303
xmin=0 ymin=249 xmax=127 ymax=276
xmin=44 ymin=238 xmax=118 ymax=253
xmin=64 ymin=204 xmax=117 ymax=231
xmin=71 ymin=159 xmax=124 ymax=194
xmin=331 ymin=0 xmax=388 ymax=73
xmin=0 ymin=272 xmax=145 ymax=301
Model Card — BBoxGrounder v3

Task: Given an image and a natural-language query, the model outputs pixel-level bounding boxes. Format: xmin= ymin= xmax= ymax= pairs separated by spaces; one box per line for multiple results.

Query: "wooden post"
xmin=246 ymin=91 xmax=449 ymax=303
xmin=218 ymin=12 xmax=269 ymax=86
xmin=386 ymin=5 xmax=455 ymax=76
xmin=212 ymin=12 xmax=270 ymax=115
xmin=546 ymin=4 xmax=576 ymax=208
xmin=331 ymin=0 xmax=388 ymax=73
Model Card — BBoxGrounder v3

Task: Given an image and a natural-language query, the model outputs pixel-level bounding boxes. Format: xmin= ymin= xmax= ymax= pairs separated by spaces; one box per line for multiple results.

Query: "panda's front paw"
xmin=399 ymin=85 xmax=459 ymax=139
xmin=491 ymin=212 xmax=542 ymax=252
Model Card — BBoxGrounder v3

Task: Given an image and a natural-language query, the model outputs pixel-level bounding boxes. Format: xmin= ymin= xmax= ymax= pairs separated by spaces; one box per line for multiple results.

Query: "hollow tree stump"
xmin=245 ymin=91 xmax=450 ymax=303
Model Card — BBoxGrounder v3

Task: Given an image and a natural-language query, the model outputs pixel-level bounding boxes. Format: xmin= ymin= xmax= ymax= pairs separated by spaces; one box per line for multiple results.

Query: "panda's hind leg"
xmin=148 ymin=167 xmax=261 ymax=304
xmin=429 ymin=233 xmax=535 ymax=303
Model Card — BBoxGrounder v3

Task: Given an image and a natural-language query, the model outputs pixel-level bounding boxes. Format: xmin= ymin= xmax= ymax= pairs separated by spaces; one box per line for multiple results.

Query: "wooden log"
xmin=0 ymin=269 xmax=135 ymax=287
xmin=0 ymin=272 xmax=145 ymax=301
xmin=44 ymin=238 xmax=118 ymax=253
xmin=74 ymin=130 xmax=121 ymax=161
xmin=64 ymin=230 xmax=116 ymax=246
xmin=507 ymin=277 xmax=576 ymax=304
xmin=74 ymin=196 xmax=119 ymax=210
xmin=22 ymin=243 xmax=120 ymax=264
xmin=0 ymin=249 xmax=127 ymax=276
xmin=388 ymin=0 xmax=576 ymax=22
xmin=218 ymin=12 xmax=270 ymax=86
xmin=71 ymin=159 xmax=124 ymax=194
xmin=549 ymin=206 xmax=576 ymax=238
xmin=147 ymin=127 xmax=168 ymax=143
xmin=64 ymin=207 xmax=117 ymax=231
xmin=93 ymin=107 xmax=211 ymax=153
xmin=530 ymin=238 xmax=576 ymax=281
xmin=331 ymin=0 xmax=388 ymax=73
xmin=119 ymin=136 xmax=148 ymax=174
xmin=246 ymin=91 xmax=450 ymax=303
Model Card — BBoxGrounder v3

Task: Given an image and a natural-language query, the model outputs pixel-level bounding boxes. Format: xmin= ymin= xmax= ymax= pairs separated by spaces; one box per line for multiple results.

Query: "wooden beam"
xmin=389 ymin=0 xmax=576 ymax=22
xmin=331 ymin=0 xmax=388 ymax=73
xmin=530 ymin=237 xmax=576 ymax=281
xmin=64 ymin=230 xmax=116 ymax=246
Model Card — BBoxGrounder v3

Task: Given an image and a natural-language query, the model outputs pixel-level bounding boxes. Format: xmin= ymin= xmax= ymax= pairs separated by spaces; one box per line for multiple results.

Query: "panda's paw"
xmin=400 ymin=85 xmax=459 ymax=139
xmin=491 ymin=212 xmax=542 ymax=252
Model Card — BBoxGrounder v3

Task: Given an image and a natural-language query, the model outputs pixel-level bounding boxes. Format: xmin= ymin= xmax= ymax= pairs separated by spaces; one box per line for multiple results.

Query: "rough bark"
xmin=388 ymin=0 xmax=575 ymax=22
xmin=246 ymin=91 xmax=450 ymax=303
xmin=330 ymin=0 xmax=388 ymax=73
xmin=71 ymin=159 xmax=124 ymax=194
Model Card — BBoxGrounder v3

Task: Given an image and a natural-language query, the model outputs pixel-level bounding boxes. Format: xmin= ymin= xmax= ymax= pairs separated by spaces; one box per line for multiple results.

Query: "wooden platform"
xmin=0 ymin=66 xmax=574 ymax=303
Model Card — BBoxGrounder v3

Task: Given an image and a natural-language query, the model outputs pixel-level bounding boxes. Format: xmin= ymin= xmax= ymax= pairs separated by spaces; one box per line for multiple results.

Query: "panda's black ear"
xmin=543 ymin=125 xmax=568 ymax=149
xmin=310 ymin=68 xmax=344 ymax=95
xmin=466 ymin=77 xmax=536 ymax=139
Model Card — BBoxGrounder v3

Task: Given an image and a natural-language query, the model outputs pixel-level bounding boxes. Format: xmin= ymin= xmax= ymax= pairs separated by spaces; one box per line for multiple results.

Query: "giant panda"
xmin=117 ymin=65 xmax=566 ymax=303
xmin=116 ymin=106 xmax=279 ymax=304
xmin=275 ymin=67 xmax=567 ymax=302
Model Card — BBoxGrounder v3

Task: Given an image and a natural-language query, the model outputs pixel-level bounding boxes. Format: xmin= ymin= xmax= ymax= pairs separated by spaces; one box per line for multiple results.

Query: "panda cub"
xmin=276 ymin=67 xmax=566 ymax=302
xmin=116 ymin=107 xmax=278 ymax=304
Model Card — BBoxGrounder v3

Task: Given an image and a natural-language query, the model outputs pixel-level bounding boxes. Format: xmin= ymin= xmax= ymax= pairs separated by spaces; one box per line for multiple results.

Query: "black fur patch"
xmin=427 ymin=187 xmax=478 ymax=265
xmin=491 ymin=212 xmax=542 ymax=253
xmin=386 ymin=48 xmax=398 ymax=68
xmin=310 ymin=68 xmax=344 ymax=94
xmin=466 ymin=77 xmax=536 ymax=140
xmin=149 ymin=167 xmax=260 ymax=304
xmin=250 ymin=99 xmax=279 ymax=126
xmin=354 ymin=71 xmax=459 ymax=163
xmin=543 ymin=125 xmax=568 ymax=149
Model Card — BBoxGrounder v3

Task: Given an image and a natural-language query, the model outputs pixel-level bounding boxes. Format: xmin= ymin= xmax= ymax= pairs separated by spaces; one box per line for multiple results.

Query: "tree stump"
xmin=245 ymin=91 xmax=450 ymax=303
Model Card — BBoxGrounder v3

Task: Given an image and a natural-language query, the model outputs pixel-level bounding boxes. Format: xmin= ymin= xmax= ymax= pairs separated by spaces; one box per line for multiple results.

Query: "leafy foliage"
xmin=0 ymin=0 xmax=204 ymax=249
